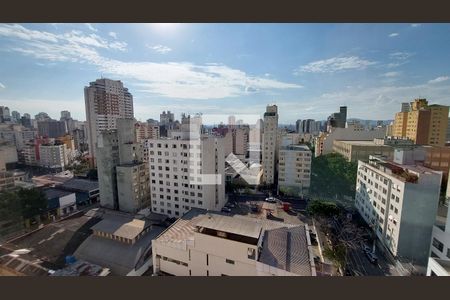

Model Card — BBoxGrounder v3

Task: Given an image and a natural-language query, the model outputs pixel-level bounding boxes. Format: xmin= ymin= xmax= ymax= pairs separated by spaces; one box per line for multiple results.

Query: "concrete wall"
xmin=397 ymin=171 xmax=442 ymax=266
xmin=97 ymin=131 xmax=119 ymax=210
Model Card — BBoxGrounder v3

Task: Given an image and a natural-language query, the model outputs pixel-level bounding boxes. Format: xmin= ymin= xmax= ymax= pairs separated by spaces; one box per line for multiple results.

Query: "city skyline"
xmin=1 ymin=23 xmax=450 ymax=123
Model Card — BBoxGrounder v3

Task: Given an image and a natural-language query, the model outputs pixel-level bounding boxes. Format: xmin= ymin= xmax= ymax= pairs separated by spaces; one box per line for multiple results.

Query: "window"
xmin=247 ymin=248 xmax=256 ymax=260
xmin=447 ymin=248 xmax=450 ymax=259
xmin=225 ymin=259 xmax=235 ymax=265
xmin=432 ymin=238 xmax=444 ymax=252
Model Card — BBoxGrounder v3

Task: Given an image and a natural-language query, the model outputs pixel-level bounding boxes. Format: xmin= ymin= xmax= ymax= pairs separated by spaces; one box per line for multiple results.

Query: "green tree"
xmin=0 ymin=191 xmax=22 ymax=222
xmin=310 ymin=153 xmax=357 ymax=201
xmin=323 ymin=244 xmax=347 ymax=270
xmin=307 ymin=199 xmax=341 ymax=217
xmin=16 ymin=188 xmax=47 ymax=220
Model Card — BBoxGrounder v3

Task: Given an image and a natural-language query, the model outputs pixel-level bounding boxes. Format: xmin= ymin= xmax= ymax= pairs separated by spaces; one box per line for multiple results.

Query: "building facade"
xmin=152 ymin=210 xmax=316 ymax=276
xmin=39 ymin=143 xmax=68 ymax=171
xmin=37 ymin=120 xmax=66 ymax=138
xmin=96 ymin=118 xmax=150 ymax=213
xmin=262 ymin=105 xmax=278 ymax=185
xmin=146 ymin=134 xmax=226 ymax=218
xmin=355 ymin=155 xmax=442 ymax=267
xmin=278 ymin=145 xmax=311 ymax=195
xmin=85 ymin=78 xmax=134 ymax=166
xmin=315 ymin=125 xmax=386 ymax=157
xmin=393 ymin=99 xmax=449 ymax=146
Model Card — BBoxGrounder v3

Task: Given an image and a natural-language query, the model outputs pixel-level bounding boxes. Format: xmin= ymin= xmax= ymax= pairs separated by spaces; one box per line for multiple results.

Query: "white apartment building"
xmin=85 ymin=78 xmax=134 ymax=166
xmin=146 ymin=135 xmax=226 ymax=218
xmin=278 ymin=145 xmax=311 ymax=196
xmin=315 ymin=124 xmax=385 ymax=157
xmin=427 ymin=169 xmax=450 ymax=275
xmin=355 ymin=155 xmax=442 ymax=267
xmin=427 ymin=257 xmax=450 ymax=276
xmin=39 ymin=143 xmax=68 ymax=171
xmin=262 ymin=105 xmax=278 ymax=185
xmin=152 ymin=209 xmax=316 ymax=276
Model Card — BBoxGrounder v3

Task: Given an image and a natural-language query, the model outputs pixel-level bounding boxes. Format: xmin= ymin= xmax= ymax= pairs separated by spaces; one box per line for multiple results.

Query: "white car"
xmin=264 ymin=197 xmax=277 ymax=203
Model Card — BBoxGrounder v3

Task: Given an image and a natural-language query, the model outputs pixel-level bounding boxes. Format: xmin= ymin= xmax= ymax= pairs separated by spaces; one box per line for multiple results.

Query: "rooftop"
xmin=258 ymin=226 xmax=312 ymax=276
xmin=90 ymin=215 xmax=150 ymax=240
xmin=59 ymin=178 xmax=99 ymax=192
xmin=335 ymin=140 xmax=381 ymax=146
xmin=75 ymin=225 xmax=165 ymax=275
xmin=366 ymin=155 xmax=441 ymax=183
xmin=155 ymin=208 xmax=300 ymax=248
xmin=280 ymin=144 xmax=311 ymax=151
xmin=43 ymin=188 xmax=75 ymax=199
xmin=196 ymin=214 xmax=263 ymax=240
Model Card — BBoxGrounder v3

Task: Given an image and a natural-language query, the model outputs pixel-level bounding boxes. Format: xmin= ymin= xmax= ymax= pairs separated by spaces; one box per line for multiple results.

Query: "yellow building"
xmin=56 ymin=134 xmax=75 ymax=151
xmin=428 ymin=105 xmax=449 ymax=146
xmin=393 ymin=112 xmax=408 ymax=137
xmin=392 ymin=99 xmax=449 ymax=146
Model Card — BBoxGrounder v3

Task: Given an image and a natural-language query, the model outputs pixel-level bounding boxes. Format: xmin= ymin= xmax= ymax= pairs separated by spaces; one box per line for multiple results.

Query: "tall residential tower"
xmin=262 ymin=105 xmax=278 ymax=185
xmin=85 ymin=78 xmax=134 ymax=166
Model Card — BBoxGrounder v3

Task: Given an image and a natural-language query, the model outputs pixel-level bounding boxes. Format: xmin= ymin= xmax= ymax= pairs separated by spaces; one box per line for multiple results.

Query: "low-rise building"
xmin=75 ymin=212 xmax=165 ymax=276
xmin=152 ymin=209 xmax=316 ymax=276
xmin=315 ymin=124 xmax=385 ymax=157
xmin=332 ymin=140 xmax=396 ymax=162
xmin=355 ymin=155 xmax=442 ymax=268
xmin=278 ymin=144 xmax=311 ymax=196
xmin=58 ymin=178 xmax=99 ymax=206
xmin=43 ymin=188 xmax=77 ymax=218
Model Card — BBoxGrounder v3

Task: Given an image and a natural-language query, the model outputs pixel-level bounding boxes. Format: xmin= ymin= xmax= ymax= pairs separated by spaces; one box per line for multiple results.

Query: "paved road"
xmin=330 ymin=218 xmax=400 ymax=276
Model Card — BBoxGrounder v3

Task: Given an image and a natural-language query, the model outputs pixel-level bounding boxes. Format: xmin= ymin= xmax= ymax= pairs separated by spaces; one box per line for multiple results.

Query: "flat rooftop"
xmin=280 ymin=144 xmax=311 ymax=151
xmin=196 ymin=214 xmax=263 ymax=240
xmin=43 ymin=188 xmax=74 ymax=199
xmin=335 ymin=140 xmax=382 ymax=146
xmin=59 ymin=178 xmax=99 ymax=192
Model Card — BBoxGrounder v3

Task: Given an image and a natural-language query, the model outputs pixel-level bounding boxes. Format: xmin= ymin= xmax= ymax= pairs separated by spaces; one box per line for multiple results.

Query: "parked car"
xmin=221 ymin=207 xmax=232 ymax=213
xmin=264 ymin=197 xmax=277 ymax=203
xmin=365 ymin=251 xmax=378 ymax=264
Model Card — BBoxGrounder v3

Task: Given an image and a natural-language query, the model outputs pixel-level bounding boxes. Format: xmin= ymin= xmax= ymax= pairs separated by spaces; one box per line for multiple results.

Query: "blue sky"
xmin=0 ymin=23 xmax=450 ymax=123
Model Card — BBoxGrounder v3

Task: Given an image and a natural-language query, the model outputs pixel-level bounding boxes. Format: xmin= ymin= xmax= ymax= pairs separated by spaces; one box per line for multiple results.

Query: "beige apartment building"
xmin=333 ymin=140 xmax=393 ymax=162
xmin=152 ymin=209 xmax=316 ymax=276
xmin=393 ymin=99 xmax=449 ymax=146
xmin=278 ymin=144 xmax=311 ymax=195
xmin=262 ymin=105 xmax=278 ymax=185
